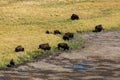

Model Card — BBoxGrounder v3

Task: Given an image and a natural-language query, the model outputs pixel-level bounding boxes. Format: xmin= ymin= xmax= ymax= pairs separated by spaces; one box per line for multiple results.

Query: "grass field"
xmin=0 ymin=0 xmax=120 ymax=67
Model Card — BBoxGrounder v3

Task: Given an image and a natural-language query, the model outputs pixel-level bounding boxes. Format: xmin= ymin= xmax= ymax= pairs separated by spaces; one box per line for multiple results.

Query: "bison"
xmin=54 ymin=30 xmax=61 ymax=34
xmin=15 ymin=45 xmax=24 ymax=52
xmin=63 ymin=32 xmax=74 ymax=41
xmin=63 ymin=34 xmax=70 ymax=41
xmin=65 ymin=32 xmax=74 ymax=38
xmin=7 ymin=59 xmax=15 ymax=68
xmin=71 ymin=14 xmax=79 ymax=20
xmin=38 ymin=43 xmax=51 ymax=51
xmin=58 ymin=43 xmax=69 ymax=50
xmin=93 ymin=24 xmax=103 ymax=32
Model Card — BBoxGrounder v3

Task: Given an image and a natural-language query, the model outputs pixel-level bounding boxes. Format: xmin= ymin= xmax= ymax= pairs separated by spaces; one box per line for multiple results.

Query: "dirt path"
xmin=0 ymin=30 xmax=120 ymax=80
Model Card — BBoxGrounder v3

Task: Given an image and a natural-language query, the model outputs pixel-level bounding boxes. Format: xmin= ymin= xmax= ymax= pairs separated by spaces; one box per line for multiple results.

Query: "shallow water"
xmin=1 ymin=58 xmax=119 ymax=80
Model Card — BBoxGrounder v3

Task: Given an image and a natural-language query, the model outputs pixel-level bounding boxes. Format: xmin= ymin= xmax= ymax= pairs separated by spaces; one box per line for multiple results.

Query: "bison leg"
xmin=67 ymin=47 xmax=69 ymax=50
xmin=65 ymin=47 xmax=69 ymax=50
xmin=63 ymin=47 xmax=66 ymax=50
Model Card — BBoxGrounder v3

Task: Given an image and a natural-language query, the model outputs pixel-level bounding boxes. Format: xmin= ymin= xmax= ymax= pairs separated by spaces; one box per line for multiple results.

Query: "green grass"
xmin=0 ymin=0 xmax=120 ymax=67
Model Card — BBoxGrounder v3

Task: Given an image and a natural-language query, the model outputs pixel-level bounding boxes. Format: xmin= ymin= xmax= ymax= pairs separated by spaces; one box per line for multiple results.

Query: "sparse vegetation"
xmin=0 ymin=0 xmax=120 ymax=67
xmin=68 ymin=34 xmax=86 ymax=50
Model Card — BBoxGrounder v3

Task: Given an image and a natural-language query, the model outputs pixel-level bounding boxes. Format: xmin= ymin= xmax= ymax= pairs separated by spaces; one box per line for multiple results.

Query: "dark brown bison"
xmin=93 ymin=24 xmax=103 ymax=32
xmin=63 ymin=34 xmax=70 ymax=41
xmin=38 ymin=43 xmax=51 ymax=51
xmin=54 ymin=30 xmax=61 ymax=34
xmin=71 ymin=14 xmax=79 ymax=20
xmin=46 ymin=30 xmax=50 ymax=34
xmin=15 ymin=45 xmax=24 ymax=52
xmin=65 ymin=32 xmax=74 ymax=38
xmin=58 ymin=43 xmax=69 ymax=50
xmin=63 ymin=32 xmax=74 ymax=40
xmin=7 ymin=59 xmax=15 ymax=67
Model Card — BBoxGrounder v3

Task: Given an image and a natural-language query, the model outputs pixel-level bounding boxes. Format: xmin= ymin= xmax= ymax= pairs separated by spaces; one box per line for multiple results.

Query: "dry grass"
xmin=0 ymin=0 xmax=120 ymax=67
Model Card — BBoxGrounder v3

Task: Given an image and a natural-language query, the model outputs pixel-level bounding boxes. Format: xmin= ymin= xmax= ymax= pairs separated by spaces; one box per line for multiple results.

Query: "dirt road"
xmin=0 ymin=30 xmax=120 ymax=80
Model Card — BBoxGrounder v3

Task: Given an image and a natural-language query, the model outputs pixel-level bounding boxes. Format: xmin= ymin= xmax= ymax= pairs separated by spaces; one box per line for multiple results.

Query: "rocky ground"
xmin=0 ymin=30 xmax=120 ymax=80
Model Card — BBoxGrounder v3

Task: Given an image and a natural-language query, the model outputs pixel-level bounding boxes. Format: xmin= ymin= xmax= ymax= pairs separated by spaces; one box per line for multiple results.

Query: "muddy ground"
xmin=0 ymin=30 xmax=120 ymax=80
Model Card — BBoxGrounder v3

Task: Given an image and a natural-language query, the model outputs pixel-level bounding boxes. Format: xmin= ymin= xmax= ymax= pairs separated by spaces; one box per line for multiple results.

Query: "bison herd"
xmin=14 ymin=31 xmax=74 ymax=53
xmin=14 ymin=30 xmax=74 ymax=52
xmin=7 ymin=14 xmax=104 ymax=67
xmin=39 ymin=31 xmax=74 ymax=51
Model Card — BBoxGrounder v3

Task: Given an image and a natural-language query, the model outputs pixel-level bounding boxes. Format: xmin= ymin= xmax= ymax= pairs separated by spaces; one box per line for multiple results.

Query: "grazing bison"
xmin=93 ymin=24 xmax=103 ymax=32
xmin=71 ymin=14 xmax=79 ymax=20
xmin=15 ymin=45 xmax=24 ymax=52
xmin=46 ymin=30 xmax=50 ymax=34
xmin=54 ymin=30 xmax=61 ymax=34
xmin=65 ymin=32 xmax=74 ymax=38
xmin=63 ymin=34 xmax=70 ymax=41
xmin=63 ymin=32 xmax=74 ymax=40
xmin=38 ymin=43 xmax=51 ymax=51
xmin=58 ymin=43 xmax=69 ymax=50
xmin=7 ymin=59 xmax=15 ymax=68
